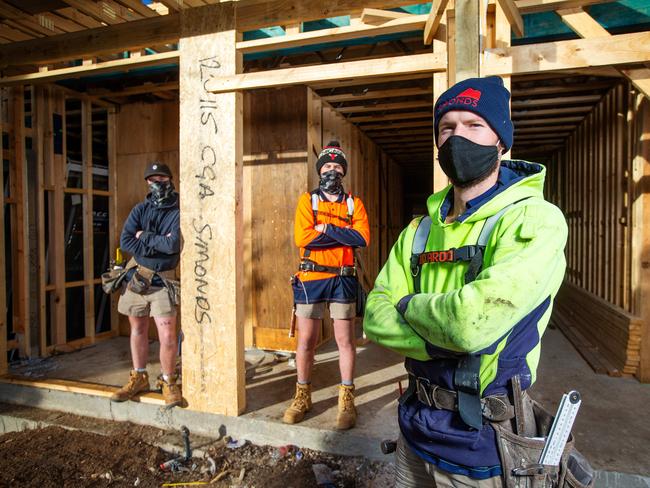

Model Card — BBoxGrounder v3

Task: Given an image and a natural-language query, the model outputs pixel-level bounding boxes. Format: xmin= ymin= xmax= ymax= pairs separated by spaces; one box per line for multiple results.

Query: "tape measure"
xmin=539 ymin=390 xmax=581 ymax=467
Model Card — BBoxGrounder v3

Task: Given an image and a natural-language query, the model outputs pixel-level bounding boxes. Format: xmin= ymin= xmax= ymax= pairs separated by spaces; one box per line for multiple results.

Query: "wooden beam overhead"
xmin=515 ymin=115 xmax=584 ymax=126
xmin=206 ymin=52 xmax=444 ymax=93
xmin=360 ymin=8 xmax=410 ymax=24
xmin=0 ymin=51 xmax=179 ymax=85
xmin=511 ymin=94 xmax=602 ymax=108
xmin=88 ymin=81 xmax=179 ymax=99
xmin=362 ymin=119 xmax=433 ymax=130
xmin=322 ymin=86 xmax=431 ymax=102
xmin=511 ymin=81 xmax=613 ymax=97
xmin=496 ymin=0 xmax=524 ymax=38
xmin=514 ymin=124 xmax=577 ymax=133
xmin=114 ymin=0 xmax=161 ymax=18
xmin=0 ymin=14 xmax=179 ymax=68
xmin=60 ymin=0 xmax=126 ymax=25
xmin=557 ymin=6 xmax=609 ymax=37
xmin=310 ymin=72 xmax=431 ymax=89
xmin=514 ymin=0 xmax=611 ymax=14
xmin=336 ymin=100 xmax=432 ymax=113
xmin=368 ymin=128 xmax=433 ymax=137
xmin=351 ymin=111 xmax=433 ymax=123
xmin=484 ymin=32 xmax=650 ymax=76
xmin=236 ymin=14 xmax=428 ymax=54
xmin=423 ymin=0 xmax=450 ymax=45
xmin=558 ymin=7 xmax=650 ymax=99
xmin=511 ymin=105 xmax=592 ymax=118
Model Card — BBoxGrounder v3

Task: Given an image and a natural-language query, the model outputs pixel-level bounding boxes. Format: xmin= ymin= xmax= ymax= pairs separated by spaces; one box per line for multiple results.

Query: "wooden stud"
xmin=179 ymin=3 xmax=245 ymax=415
xmin=82 ymin=99 xmax=95 ymax=342
xmin=0 ymin=89 xmax=5 ymax=373
xmin=107 ymin=108 xmax=119 ymax=335
xmin=454 ymin=0 xmax=480 ymax=82
xmin=53 ymin=89 xmax=67 ymax=346
xmin=634 ymin=95 xmax=650 ymax=381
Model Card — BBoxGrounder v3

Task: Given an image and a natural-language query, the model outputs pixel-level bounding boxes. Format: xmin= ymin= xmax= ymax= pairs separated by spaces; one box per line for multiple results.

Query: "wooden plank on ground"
xmin=179 ymin=3 xmax=245 ymax=416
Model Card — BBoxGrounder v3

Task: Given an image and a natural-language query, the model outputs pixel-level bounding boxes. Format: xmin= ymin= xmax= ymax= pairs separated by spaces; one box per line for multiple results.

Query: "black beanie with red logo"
xmin=434 ymin=76 xmax=513 ymax=150
xmin=316 ymin=141 xmax=348 ymax=176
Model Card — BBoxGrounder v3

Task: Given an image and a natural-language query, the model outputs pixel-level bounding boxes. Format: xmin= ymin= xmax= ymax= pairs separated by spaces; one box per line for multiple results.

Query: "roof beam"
xmin=362 ymin=120 xmax=432 ymax=130
xmin=321 ymin=86 xmax=431 ymax=102
xmin=336 ymin=100 xmax=432 ymax=113
xmin=351 ymin=111 xmax=432 ymax=123
xmin=60 ymin=0 xmax=125 ymax=25
xmin=423 ymin=0 xmax=450 ymax=45
xmin=514 ymin=0 xmax=611 ymax=14
xmin=360 ymin=8 xmax=410 ymax=24
xmin=0 ymin=14 xmax=179 ymax=68
xmin=511 ymin=94 xmax=602 ymax=108
xmin=557 ymin=7 xmax=650 ymax=99
xmin=483 ymin=32 xmax=650 ymax=76
xmin=496 ymin=0 xmax=524 ymax=37
xmin=236 ymin=14 xmax=427 ymax=54
xmin=205 ymin=52 xmax=444 ymax=93
xmin=0 ymin=51 xmax=178 ymax=86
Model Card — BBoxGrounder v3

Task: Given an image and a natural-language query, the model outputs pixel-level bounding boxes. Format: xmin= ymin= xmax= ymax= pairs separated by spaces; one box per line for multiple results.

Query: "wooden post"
xmin=633 ymin=96 xmax=650 ymax=382
xmin=107 ymin=108 xmax=119 ymax=335
xmin=454 ymin=0 xmax=480 ymax=82
xmin=13 ymin=87 xmax=31 ymax=358
xmin=82 ymin=99 xmax=95 ymax=341
xmin=493 ymin=1 xmax=512 ymax=160
xmin=0 ymin=89 xmax=6 ymax=374
xmin=432 ymin=6 xmax=449 ymax=193
xmin=179 ymin=3 xmax=245 ymax=415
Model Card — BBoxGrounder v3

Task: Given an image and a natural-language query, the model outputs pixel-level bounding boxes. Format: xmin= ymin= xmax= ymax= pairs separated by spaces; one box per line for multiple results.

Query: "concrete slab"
xmin=1 ymin=327 xmax=649 ymax=483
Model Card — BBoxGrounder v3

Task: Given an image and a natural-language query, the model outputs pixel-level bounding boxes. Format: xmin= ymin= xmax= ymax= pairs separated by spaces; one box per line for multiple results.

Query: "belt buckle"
xmin=416 ymin=378 xmax=433 ymax=407
xmin=429 ymin=384 xmax=443 ymax=409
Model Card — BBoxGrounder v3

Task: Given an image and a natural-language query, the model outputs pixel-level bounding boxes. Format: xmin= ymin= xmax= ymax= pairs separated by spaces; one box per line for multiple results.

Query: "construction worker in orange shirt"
xmin=283 ymin=141 xmax=370 ymax=430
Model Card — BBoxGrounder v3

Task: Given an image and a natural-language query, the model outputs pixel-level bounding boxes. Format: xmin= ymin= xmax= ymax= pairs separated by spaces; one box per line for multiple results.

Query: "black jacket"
xmin=120 ymin=192 xmax=181 ymax=273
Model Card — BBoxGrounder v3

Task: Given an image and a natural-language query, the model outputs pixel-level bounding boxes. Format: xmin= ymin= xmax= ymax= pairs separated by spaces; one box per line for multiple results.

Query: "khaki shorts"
xmin=295 ymin=301 xmax=356 ymax=320
xmin=118 ymin=286 xmax=176 ymax=318
xmin=395 ymin=436 xmax=502 ymax=488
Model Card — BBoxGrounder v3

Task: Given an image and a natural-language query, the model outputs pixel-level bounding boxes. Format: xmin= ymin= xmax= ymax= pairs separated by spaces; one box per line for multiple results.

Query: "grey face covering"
xmin=148 ymin=180 xmax=175 ymax=205
xmin=319 ymin=169 xmax=344 ymax=195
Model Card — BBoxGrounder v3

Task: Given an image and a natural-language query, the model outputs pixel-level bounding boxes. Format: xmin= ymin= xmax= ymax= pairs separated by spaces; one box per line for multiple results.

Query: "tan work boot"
xmin=110 ymin=370 xmax=149 ymax=402
xmin=336 ymin=384 xmax=357 ymax=430
xmin=283 ymin=383 xmax=312 ymax=424
xmin=157 ymin=374 xmax=183 ymax=408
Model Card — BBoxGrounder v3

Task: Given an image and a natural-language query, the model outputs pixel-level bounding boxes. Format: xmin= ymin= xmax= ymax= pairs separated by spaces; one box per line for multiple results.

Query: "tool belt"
xmin=298 ymin=259 xmax=356 ymax=276
xmin=401 ymin=374 xmax=515 ymax=422
xmin=101 ymin=258 xmax=137 ymax=294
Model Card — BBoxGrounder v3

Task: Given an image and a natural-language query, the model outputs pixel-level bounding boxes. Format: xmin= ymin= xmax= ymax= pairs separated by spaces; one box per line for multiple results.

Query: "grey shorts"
xmin=118 ymin=286 xmax=176 ymax=318
xmin=295 ymin=301 xmax=356 ymax=320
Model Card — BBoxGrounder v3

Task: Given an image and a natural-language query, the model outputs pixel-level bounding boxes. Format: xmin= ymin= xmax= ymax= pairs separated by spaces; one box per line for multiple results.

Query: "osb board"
xmin=115 ymin=101 xmax=180 ymax=337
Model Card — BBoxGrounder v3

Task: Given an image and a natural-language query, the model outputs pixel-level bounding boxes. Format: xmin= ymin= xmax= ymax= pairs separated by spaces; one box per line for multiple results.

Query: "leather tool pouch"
xmin=162 ymin=277 xmax=181 ymax=306
xmin=128 ymin=264 xmax=156 ymax=294
xmin=101 ymin=258 xmax=136 ymax=294
xmin=492 ymin=386 xmax=594 ymax=488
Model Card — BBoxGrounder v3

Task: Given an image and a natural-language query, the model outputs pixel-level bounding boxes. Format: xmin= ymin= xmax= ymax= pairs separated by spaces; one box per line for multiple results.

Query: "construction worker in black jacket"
xmin=111 ymin=162 xmax=182 ymax=407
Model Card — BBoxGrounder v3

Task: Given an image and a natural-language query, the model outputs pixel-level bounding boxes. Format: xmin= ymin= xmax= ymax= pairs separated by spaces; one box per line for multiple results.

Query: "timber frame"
xmin=0 ymin=0 xmax=650 ymax=415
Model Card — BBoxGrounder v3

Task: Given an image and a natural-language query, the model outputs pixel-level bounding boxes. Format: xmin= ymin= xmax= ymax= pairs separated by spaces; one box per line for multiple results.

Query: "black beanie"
xmin=316 ymin=141 xmax=348 ymax=176
xmin=434 ymin=76 xmax=513 ymax=150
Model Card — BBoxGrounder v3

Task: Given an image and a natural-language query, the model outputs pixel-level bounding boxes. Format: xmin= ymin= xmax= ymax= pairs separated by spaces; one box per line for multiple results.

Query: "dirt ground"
xmin=0 ymin=425 xmax=394 ymax=488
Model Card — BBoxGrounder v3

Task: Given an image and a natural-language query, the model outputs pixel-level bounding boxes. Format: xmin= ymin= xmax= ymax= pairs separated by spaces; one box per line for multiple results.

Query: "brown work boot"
xmin=157 ymin=374 xmax=183 ymax=408
xmin=283 ymin=383 xmax=312 ymax=424
xmin=110 ymin=370 xmax=149 ymax=402
xmin=336 ymin=384 xmax=357 ymax=430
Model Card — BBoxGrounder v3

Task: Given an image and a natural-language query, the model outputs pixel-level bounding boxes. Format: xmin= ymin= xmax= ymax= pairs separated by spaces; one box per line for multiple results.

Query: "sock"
xmin=341 ymin=380 xmax=353 ymax=386
xmin=135 ymin=368 xmax=147 ymax=373
xmin=297 ymin=379 xmax=311 ymax=385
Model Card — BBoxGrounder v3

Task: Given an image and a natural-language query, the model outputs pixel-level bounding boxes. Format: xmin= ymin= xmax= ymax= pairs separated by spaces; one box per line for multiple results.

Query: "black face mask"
xmin=319 ymin=169 xmax=344 ymax=195
xmin=438 ymin=135 xmax=500 ymax=188
xmin=148 ymin=180 xmax=175 ymax=205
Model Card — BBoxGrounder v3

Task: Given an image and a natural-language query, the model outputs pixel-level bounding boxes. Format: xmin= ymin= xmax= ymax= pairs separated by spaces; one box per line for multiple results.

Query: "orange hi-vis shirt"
xmin=294 ymin=190 xmax=370 ymax=283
